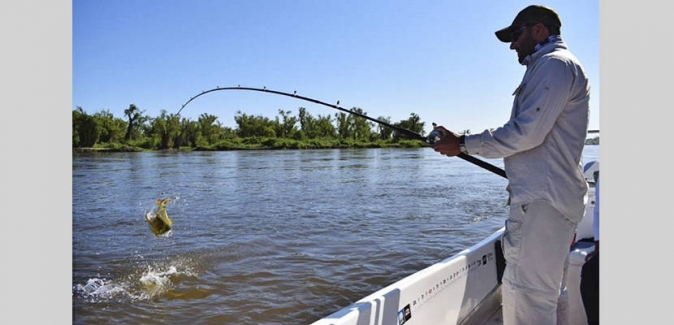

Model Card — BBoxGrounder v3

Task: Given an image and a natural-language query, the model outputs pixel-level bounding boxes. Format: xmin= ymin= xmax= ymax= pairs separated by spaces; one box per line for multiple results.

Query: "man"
xmin=431 ymin=5 xmax=590 ymax=325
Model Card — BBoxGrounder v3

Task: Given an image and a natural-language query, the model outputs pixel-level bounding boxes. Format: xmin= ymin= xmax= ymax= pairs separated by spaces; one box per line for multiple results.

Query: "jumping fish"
xmin=145 ymin=198 xmax=173 ymax=236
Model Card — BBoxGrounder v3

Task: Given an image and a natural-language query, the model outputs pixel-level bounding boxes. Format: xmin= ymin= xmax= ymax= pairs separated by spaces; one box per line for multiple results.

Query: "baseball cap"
xmin=495 ymin=5 xmax=562 ymax=42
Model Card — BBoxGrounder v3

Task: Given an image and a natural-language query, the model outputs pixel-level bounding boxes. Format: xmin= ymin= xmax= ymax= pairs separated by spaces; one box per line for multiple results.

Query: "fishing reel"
xmin=426 ymin=123 xmax=442 ymax=144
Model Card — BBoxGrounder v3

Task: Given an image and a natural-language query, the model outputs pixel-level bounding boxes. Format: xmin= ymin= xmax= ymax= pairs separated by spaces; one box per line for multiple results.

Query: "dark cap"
xmin=495 ymin=5 xmax=562 ymax=42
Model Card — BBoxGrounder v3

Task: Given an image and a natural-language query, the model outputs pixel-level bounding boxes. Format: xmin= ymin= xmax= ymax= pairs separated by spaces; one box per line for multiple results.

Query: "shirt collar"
xmin=521 ymin=35 xmax=563 ymax=66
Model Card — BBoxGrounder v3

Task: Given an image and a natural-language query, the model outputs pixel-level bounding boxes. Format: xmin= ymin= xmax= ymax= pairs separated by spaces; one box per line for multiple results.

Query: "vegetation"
xmin=585 ymin=136 xmax=600 ymax=145
xmin=72 ymin=105 xmax=432 ymax=151
xmin=73 ymin=104 xmax=599 ymax=152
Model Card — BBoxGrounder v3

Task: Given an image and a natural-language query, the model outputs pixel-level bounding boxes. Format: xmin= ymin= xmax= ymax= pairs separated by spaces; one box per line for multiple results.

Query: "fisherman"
xmin=431 ymin=5 xmax=591 ymax=325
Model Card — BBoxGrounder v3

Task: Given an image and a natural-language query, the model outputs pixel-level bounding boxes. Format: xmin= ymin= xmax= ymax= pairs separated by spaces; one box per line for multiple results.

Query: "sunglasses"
xmin=510 ymin=25 xmax=529 ymax=43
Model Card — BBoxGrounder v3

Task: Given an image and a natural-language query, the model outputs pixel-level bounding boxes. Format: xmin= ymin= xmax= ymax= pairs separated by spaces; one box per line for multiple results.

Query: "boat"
xmin=310 ymin=160 xmax=599 ymax=325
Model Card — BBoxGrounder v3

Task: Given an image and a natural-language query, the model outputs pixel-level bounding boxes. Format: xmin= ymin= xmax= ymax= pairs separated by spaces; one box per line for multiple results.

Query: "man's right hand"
xmin=431 ymin=125 xmax=462 ymax=157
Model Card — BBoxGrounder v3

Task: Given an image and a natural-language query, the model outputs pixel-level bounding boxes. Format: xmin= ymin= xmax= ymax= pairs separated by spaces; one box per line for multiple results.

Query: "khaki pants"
xmin=501 ymin=201 xmax=579 ymax=325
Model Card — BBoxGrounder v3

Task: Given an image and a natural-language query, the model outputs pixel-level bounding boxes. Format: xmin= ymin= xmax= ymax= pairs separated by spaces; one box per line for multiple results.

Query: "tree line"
xmin=73 ymin=104 xmax=598 ymax=151
xmin=72 ymin=104 xmax=435 ymax=151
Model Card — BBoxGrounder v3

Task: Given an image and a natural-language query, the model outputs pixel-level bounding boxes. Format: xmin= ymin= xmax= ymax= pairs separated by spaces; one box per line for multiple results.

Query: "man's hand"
xmin=431 ymin=125 xmax=462 ymax=157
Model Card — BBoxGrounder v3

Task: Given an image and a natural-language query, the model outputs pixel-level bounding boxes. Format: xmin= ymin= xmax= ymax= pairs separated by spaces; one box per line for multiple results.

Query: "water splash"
xmin=138 ymin=265 xmax=178 ymax=295
xmin=73 ymin=277 xmax=127 ymax=301
xmin=74 ymin=262 xmax=198 ymax=302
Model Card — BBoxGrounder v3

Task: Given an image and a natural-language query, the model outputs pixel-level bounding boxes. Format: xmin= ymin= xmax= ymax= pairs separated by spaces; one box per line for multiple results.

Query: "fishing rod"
xmin=177 ymin=86 xmax=507 ymax=179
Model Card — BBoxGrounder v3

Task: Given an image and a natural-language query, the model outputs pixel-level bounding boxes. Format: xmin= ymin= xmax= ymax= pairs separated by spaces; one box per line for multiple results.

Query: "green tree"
xmin=72 ymin=106 xmax=101 ymax=147
xmin=93 ymin=109 xmax=125 ymax=144
xmin=393 ymin=113 xmax=425 ymax=141
xmin=72 ymin=106 xmax=85 ymax=147
xmin=349 ymin=107 xmax=374 ymax=140
xmin=172 ymin=117 xmax=193 ymax=149
xmin=314 ymin=113 xmax=336 ymax=138
xmin=198 ymin=113 xmax=222 ymax=145
xmin=376 ymin=116 xmax=394 ymax=140
xmin=149 ymin=109 xmax=181 ymax=149
xmin=234 ymin=111 xmax=276 ymax=138
xmin=124 ymin=104 xmax=145 ymax=141
xmin=275 ymin=109 xmax=299 ymax=139
xmin=298 ymin=107 xmax=316 ymax=139
xmin=334 ymin=112 xmax=352 ymax=140
xmin=298 ymin=108 xmax=336 ymax=139
xmin=183 ymin=120 xmax=202 ymax=147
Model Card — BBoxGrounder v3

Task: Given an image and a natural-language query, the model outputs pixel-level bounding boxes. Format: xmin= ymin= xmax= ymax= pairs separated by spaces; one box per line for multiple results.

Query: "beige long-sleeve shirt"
xmin=464 ymin=38 xmax=590 ymax=222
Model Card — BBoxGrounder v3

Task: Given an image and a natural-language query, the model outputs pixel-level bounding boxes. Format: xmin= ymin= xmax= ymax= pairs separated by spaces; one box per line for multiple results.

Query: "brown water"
xmin=72 ymin=146 xmax=598 ymax=324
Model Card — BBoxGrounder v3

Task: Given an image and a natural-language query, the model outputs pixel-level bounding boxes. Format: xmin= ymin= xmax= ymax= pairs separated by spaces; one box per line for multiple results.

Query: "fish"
xmin=145 ymin=198 xmax=173 ymax=236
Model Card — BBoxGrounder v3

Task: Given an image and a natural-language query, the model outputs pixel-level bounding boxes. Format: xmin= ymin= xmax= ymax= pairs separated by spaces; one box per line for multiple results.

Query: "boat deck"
xmin=470 ymin=240 xmax=596 ymax=325
xmin=480 ymin=305 xmax=503 ymax=325
xmin=462 ymin=285 xmax=503 ymax=325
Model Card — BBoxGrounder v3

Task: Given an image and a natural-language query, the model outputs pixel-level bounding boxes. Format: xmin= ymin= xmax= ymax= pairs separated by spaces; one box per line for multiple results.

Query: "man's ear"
xmin=533 ymin=23 xmax=550 ymax=41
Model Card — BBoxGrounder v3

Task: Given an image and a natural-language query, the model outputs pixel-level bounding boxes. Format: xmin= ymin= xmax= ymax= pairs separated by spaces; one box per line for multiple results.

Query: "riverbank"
xmin=72 ymin=142 xmax=428 ymax=153
xmin=73 ymin=141 xmax=598 ymax=154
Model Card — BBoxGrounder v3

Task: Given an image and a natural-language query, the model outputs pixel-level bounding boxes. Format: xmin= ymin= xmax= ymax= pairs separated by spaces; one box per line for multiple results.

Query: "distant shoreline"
xmin=73 ymin=147 xmax=148 ymax=153
xmin=73 ymin=142 xmax=599 ymax=154
xmin=72 ymin=144 xmax=404 ymax=153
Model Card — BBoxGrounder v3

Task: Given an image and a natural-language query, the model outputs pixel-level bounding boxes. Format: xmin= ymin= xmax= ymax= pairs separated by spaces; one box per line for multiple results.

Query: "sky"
xmin=73 ymin=0 xmax=599 ymax=135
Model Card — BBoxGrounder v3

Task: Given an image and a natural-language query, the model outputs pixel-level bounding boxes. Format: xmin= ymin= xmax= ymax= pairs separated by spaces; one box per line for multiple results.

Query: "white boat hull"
xmin=311 ymin=228 xmax=506 ymax=325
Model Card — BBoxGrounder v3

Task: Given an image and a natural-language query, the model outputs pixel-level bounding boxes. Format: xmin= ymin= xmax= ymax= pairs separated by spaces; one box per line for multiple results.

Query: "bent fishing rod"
xmin=177 ymin=86 xmax=507 ymax=179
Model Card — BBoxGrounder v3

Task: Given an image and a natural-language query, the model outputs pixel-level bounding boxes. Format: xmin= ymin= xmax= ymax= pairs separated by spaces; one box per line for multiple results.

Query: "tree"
xmin=234 ymin=111 xmax=276 ymax=138
xmin=149 ymin=109 xmax=181 ymax=149
xmin=376 ymin=116 xmax=394 ymax=140
xmin=172 ymin=117 xmax=193 ymax=149
xmin=183 ymin=120 xmax=202 ymax=147
xmin=314 ymin=113 xmax=336 ymax=138
xmin=198 ymin=113 xmax=222 ymax=145
xmin=392 ymin=113 xmax=425 ymax=141
xmin=275 ymin=109 xmax=299 ymax=139
xmin=72 ymin=106 xmax=101 ymax=147
xmin=298 ymin=107 xmax=315 ymax=139
xmin=334 ymin=112 xmax=352 ymax=140
xmin=349 ymin=107 xmax=374 ymax=140
xmin=93 ymin=109 xmax=125 ymax=144
xmin=124 ymin=104 xmax=145 ymax=141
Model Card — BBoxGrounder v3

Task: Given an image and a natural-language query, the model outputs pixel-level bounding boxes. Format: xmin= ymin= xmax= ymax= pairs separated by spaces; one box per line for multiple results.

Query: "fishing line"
xmin=177 ymin=86 xmax=507 ymax=179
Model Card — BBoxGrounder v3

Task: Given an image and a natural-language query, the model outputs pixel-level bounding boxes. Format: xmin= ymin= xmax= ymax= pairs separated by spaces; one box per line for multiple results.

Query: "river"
xmin=72 ymin=145 xmax=598 ymax=324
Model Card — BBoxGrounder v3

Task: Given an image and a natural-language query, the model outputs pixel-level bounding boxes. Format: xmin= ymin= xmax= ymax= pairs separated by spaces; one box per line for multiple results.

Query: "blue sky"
xmin=73 ymin=0 xmax=599 ymax=135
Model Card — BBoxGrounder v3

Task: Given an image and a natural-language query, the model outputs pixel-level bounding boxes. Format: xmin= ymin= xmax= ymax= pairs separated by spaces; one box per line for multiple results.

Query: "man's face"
xmin=509 ymin=24 xmax=538 ymax=64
